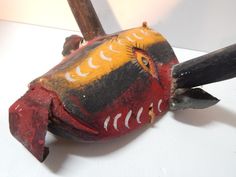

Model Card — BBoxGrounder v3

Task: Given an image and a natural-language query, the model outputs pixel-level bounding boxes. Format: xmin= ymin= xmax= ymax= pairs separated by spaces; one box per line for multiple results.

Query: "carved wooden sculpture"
xmin=9 ymin=0 xmax=236 ymax=162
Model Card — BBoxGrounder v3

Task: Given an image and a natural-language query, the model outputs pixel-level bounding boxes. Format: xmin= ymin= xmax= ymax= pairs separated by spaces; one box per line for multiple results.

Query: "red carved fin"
xmin=9 ymin=90 xmax=51 ymax=162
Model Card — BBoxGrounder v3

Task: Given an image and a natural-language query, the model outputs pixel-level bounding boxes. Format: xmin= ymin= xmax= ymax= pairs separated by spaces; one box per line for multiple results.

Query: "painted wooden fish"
xmin=9 ymin=0 xmax=236 ymax=162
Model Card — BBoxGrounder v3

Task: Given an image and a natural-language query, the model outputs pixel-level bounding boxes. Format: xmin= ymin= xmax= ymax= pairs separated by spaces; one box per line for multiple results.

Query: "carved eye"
xmin=134 ymin=49 xmax=158 ymax=78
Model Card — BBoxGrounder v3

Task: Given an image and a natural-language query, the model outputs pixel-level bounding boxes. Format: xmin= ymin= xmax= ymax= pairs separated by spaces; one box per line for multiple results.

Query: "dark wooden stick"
xmin=173 ymin=44 xmax=236 ymax=88
xmin=67 ymin=0 xmax=106 ymax=41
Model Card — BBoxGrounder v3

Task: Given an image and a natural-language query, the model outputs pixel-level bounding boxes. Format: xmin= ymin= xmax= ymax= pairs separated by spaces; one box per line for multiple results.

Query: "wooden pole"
xmin=67 ymin=0 xmax=106 ymax=41
xmin=173 ymin=44 xmax=236 ymax=88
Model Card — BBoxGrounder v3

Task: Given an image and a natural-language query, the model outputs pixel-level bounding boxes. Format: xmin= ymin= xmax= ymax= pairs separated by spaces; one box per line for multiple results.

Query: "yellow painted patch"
xmin=39 ymin=26 xmax=166 ymax=89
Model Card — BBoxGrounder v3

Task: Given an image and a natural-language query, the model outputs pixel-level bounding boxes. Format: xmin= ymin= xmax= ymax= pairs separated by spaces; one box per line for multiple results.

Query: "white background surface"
xmin=0 ymin=0 xmax=236 ymax=51
xmin=1 ymin=20 xmax=236 ymax=177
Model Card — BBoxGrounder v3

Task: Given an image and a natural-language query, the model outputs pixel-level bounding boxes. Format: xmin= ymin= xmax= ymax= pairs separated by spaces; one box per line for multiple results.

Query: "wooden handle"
xmin=173 ymin=44 xmax=236 ymax=88
xmin=67 ymin=0 xmax=106 ymax=41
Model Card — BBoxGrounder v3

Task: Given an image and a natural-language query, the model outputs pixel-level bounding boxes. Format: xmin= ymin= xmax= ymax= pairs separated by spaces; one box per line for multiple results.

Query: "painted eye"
xmin=134 ymin=49 xmax=152 ymax=72
xmin=134 ymin=48 xmax=158 ymax=78
xmin=141 ymin=57 xmax=150 ymax=68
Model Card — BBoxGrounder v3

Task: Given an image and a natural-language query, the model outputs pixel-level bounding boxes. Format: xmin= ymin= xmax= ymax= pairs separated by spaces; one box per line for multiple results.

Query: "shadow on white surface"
xmin=44 ymin=123 xmax=150 ymax=173
xmin=173 ymin=105 xmax=236 ymax=127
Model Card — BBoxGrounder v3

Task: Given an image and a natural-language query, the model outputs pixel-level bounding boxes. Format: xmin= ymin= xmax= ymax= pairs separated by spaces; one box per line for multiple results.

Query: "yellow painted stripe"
xmin=44 ymin=26 xmax=166 ymax=88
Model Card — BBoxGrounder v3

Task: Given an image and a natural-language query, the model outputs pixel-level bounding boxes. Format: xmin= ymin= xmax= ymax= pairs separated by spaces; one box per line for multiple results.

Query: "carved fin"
xmin=9 ymin=88 xmax=51 ymax=162
xmin=170 ymin=88 xmax=219 ymax=111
